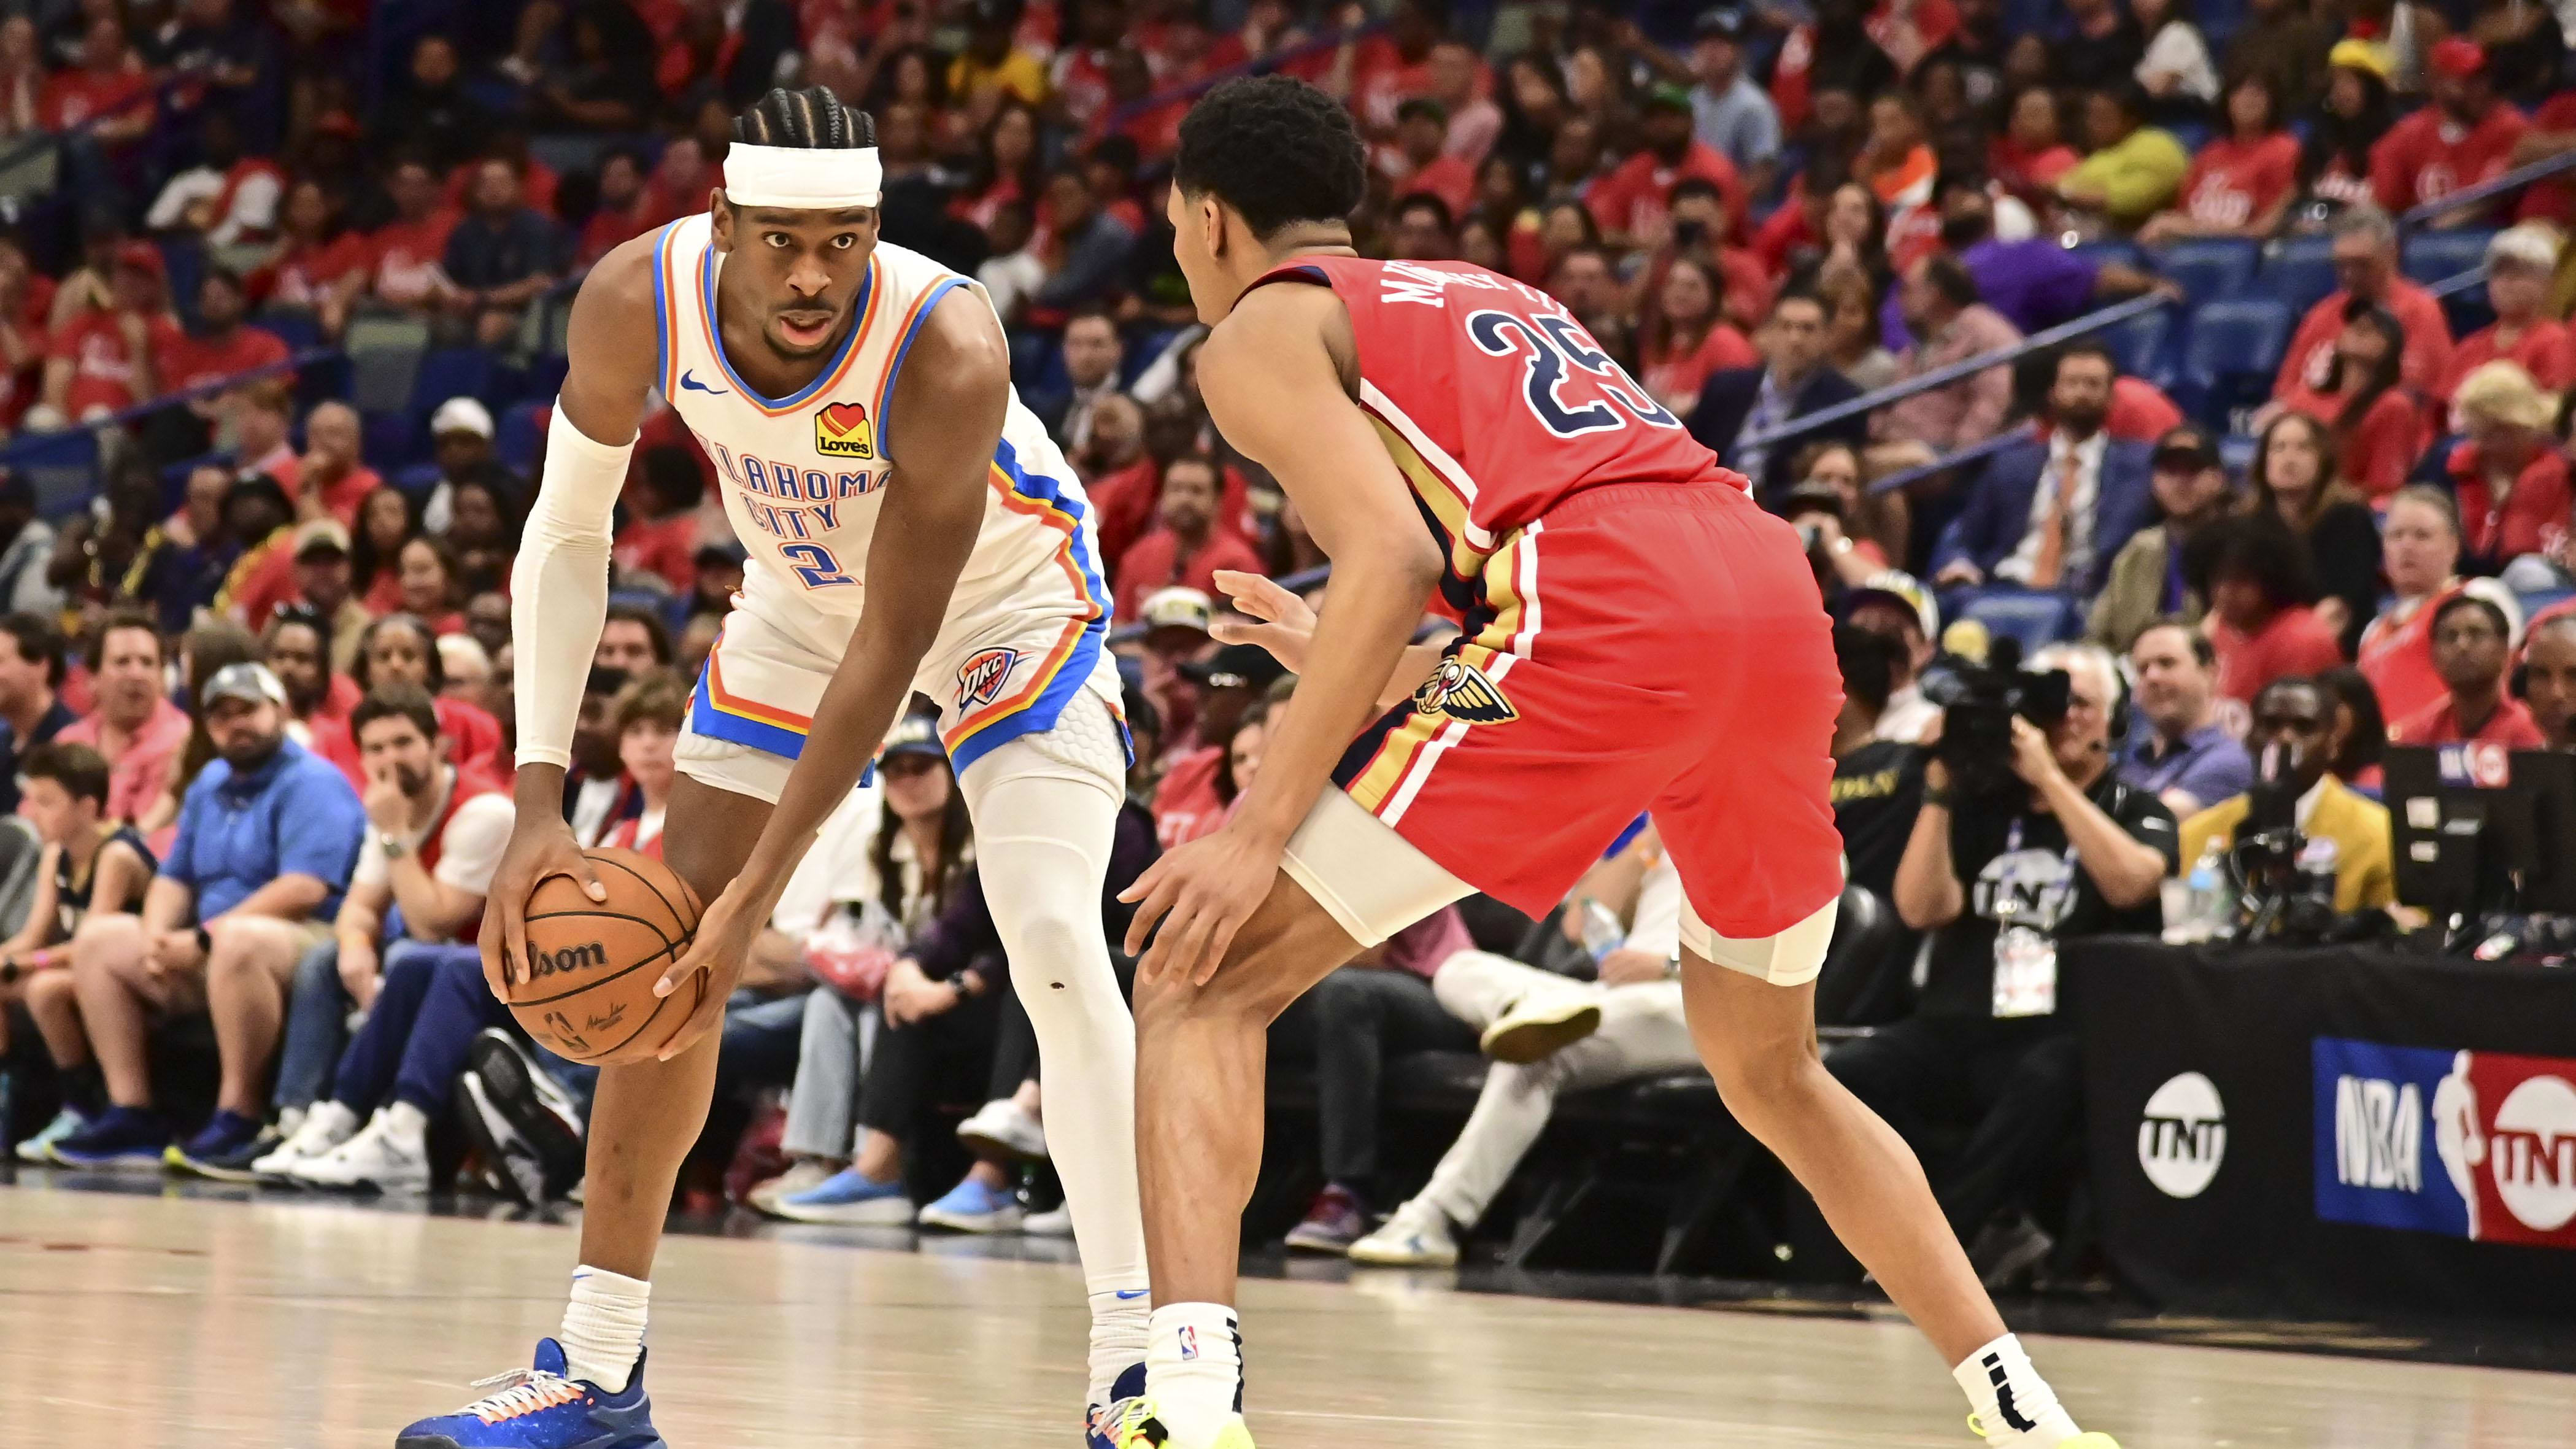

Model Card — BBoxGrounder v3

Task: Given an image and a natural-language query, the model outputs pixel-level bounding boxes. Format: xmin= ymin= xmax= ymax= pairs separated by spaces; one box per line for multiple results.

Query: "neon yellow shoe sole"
xmin=1098 ymin=1399 xmax=1255 ymax=1449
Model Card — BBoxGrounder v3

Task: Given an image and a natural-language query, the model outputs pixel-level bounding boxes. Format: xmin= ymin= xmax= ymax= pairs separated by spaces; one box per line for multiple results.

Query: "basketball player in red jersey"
xmin=1099 ymin=77 xmax=2122 ymax=1449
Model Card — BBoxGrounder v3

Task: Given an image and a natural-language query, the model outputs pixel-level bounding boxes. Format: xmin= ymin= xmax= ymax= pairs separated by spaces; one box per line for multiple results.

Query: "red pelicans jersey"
xmin=1251 ymin=255 xmax=1842 ymax=940
xmin=1251 ymin=254 xmax=1743 ymax=615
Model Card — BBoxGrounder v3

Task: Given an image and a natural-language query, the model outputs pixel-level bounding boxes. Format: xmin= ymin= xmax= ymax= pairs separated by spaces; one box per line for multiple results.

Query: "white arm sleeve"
xmin=1625 ymin=854 xmax=1685 ymax=961
xmin=511 ymin=405 xmax=633 ymax=770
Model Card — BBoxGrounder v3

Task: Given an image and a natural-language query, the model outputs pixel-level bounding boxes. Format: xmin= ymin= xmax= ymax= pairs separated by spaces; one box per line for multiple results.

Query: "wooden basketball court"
xmin=5 ymin=1181 xmax=2573 ymax=1448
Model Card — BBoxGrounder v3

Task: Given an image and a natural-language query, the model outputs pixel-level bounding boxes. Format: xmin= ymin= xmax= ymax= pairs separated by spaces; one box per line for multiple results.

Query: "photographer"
xmin=2178 ymin=676 xmax=2394 ymax=918
xmin=1840 ymin=642 xmax=2177 ymax=1273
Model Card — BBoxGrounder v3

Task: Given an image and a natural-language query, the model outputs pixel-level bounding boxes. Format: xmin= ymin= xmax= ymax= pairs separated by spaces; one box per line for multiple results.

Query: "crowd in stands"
xmin=11 ymin=0 xmax=2576 ymax=1286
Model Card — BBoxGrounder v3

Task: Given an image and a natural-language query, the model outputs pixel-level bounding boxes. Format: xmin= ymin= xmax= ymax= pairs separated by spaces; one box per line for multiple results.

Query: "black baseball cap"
xmin=1697 ymin=8 xmax=1748 ymax=39
xmin=1179 ymin=643 xmax=1288 ymax=692
xmin=2151 ymin=425 xmax=2221 ymax=472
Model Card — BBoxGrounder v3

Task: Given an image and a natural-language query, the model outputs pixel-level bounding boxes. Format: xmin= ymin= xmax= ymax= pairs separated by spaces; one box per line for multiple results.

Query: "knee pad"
xmin=1679 ymin=894 xmax=1838 ymax=987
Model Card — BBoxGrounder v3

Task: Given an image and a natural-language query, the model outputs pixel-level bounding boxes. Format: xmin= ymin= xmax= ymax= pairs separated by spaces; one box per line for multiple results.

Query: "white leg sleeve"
xmin=1679 ymin=893 xmax=1839 ymax=987
xmin=956 ymin=698 xmax=1147 ymax=1402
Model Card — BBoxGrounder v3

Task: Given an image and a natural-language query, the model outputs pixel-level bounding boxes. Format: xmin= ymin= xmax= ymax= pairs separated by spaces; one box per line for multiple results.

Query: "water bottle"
xmin=2181 ymin=839 xmax=2231 ymax=943
xmin=1578 ymin=899 xmax=1626 ymax=960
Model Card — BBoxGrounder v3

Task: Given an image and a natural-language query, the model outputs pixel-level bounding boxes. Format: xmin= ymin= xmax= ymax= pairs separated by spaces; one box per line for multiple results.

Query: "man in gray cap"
xmin=50 ymin=660 xmax=366 ymax=1179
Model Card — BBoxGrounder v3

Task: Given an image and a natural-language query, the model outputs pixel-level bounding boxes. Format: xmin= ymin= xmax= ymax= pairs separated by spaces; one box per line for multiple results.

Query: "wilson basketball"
xmin=504 ymin=848 xmax=704 ymax=1067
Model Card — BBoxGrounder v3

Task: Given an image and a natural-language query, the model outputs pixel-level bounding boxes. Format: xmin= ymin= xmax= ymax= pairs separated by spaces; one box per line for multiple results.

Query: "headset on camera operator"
xmin=1819 ymin=642 xmax=2176 ymax=1264
xmin=2179 ymin=678 xmax=2394 ymax=925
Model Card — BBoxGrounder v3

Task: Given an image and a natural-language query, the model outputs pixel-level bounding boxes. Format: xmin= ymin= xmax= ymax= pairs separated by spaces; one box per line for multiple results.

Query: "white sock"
xmin=560 ymin=1265 xmax=652 ymax=1393
xmin=1953 ymin=1333 xmax=2083 ymax=1445
xmin=1089 ymin=1288 xmax=1151 ymax=1405
xmin=1145 ymin=1302 xmax=1241 ymax=1447
xmin=276 ymin=1104 xmax=305 ymax=1138
xmin=307 ymin=1100 xmax=359 ymax=1142
xmin=382 ymin=1100 xmax=429 ymax=1151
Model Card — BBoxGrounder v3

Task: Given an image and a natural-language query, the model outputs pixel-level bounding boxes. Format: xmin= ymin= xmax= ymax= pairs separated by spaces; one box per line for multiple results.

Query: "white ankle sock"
xmin=307 ymin=1100 xmax=358 ymax=1142
xmin=1144 ymin=1302 xmax=1241 ymax=1447
xmin=383 ymin=1100 xmax=428 ymax=1150
xmin=1088 ymin=1288 xmax=1150 ymax=1405
xmin=560 ymin=1265 xmax=652 ymax=1393
xmin=1953 ymin=1333 xmax=2082 ymax=1445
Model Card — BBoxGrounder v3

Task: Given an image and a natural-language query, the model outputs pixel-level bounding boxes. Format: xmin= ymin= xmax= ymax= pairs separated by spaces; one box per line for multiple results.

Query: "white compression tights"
xmin=957 ymin=696 xmax=1149 ymax=1404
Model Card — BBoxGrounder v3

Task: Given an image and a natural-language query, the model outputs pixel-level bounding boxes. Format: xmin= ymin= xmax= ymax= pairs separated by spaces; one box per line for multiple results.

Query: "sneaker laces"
xmin=461 ymin=1366 xmax=585 ymax=1423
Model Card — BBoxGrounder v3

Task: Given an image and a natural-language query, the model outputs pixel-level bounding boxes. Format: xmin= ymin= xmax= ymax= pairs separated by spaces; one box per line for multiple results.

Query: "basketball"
xmin=503 ymin=847 xmax=704 ymax=1067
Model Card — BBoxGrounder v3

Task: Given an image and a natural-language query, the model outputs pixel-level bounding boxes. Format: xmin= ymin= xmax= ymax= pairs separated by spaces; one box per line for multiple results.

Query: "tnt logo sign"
xmin=814 ymin=401 xmax=875 ymax=460
xmin=2138 ymin=1072 xmax=2227 ymax=1198
xmin=956 ymin=647 xmax=1019 ymax=710
xmin=2313 ymin=1037 xmax=2576 ymax=1248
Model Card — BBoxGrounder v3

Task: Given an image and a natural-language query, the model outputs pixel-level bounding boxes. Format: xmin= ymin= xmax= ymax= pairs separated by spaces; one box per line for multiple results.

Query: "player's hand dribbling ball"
xmin=502 ymin=848 xmax=704 ymax=1066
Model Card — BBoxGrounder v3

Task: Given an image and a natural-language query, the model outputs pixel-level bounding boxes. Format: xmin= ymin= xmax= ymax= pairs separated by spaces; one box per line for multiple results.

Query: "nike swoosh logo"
xmin=1114 ymin=1289 xmax=1149 ymax=1299
xmin=679 ymin=370 xmax=728 ymax=395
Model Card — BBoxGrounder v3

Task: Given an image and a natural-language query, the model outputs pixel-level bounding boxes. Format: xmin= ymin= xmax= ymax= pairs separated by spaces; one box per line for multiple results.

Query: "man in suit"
xmin=1691 ymin=288 xmax=1865 ymax=503
xmin=1932 ymin=342 xmax=2154 ymax=596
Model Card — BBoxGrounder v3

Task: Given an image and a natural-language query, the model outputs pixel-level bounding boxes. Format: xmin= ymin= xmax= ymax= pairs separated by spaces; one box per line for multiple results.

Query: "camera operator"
xmin=1840 ymin=642 xmax=2176 ymax=1272
xmin=2178 ymin=675 xmax=2394 ymax=917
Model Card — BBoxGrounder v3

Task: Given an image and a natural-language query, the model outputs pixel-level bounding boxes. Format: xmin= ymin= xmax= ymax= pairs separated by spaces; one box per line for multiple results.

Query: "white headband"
xmin=722 ymin=143 xmax=883 ymax=210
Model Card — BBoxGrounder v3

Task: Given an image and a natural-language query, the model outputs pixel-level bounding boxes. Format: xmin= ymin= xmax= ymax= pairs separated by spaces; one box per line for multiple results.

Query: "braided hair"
xmin=733 ymin=86 xmax=877 ymax=150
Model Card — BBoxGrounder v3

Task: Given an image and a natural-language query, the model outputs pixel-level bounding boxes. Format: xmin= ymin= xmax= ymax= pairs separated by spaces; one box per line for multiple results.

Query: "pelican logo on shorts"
xmin=1411 ymin=657 xmax=1517 ymax=724
xmin=814 ymin=400 xmax=876 ymax=460
xmin=957 ymin=647 xmax=1020 ymax=709
xmin=526 ymin=941 xmax=609 ymax=981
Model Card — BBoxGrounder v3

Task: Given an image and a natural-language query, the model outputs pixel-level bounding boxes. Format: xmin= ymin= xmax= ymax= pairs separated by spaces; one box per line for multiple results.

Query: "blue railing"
xmin=1 ymin=346 xmax=341 ymax=468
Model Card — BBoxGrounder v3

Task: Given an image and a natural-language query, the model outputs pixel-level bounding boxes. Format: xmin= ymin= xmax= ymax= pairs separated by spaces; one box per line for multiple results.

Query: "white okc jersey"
xmin=649 ymin=215 xmax=1118 ymax=776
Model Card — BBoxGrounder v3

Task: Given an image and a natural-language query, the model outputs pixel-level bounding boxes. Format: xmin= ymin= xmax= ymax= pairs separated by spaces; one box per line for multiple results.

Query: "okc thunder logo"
xmin=957 ymin=647 xmax=1020 ymax=709
xmin=1412 ymin=658 xmax=1517 ymax=724
xmin=814 ymin=400 xmax=875 ymax=459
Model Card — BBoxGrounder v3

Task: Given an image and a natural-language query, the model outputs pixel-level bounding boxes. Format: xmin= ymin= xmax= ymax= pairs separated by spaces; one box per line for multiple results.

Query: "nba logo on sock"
xmin=957 ymin=647 xmax=1020 ymax=709
xmin=1178 ymin=1326 xmax=1200 ymax=1361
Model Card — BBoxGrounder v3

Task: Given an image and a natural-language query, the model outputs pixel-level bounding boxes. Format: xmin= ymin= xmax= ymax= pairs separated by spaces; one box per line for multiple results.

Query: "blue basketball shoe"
xmin=395 ymin=1339 xmax=663 ymax=1449
xmin=1087 ymin=1362 xmax=1148 ymax=1449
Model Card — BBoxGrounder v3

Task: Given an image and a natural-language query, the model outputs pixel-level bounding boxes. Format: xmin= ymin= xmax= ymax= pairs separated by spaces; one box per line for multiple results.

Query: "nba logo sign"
xmin=957 ymin=647 xmax=1019 ymax=709
xmin=814 ymin=400 xmax=875 ymax=460
xmin=2314 ymin=1037 xmax=2576 ymax=1248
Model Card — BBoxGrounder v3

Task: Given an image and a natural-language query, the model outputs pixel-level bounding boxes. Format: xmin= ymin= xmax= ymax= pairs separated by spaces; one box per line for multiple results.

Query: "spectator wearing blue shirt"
xmin=1881 ymin=180 xmax=2170 ymax=347
xmin=442 ymin=158 xmax=568 ymax=349
xmin=2123 ymin=620 xmax=2255 ymax=817
xmin=50 ymin=662 xmax=365 ymax=1175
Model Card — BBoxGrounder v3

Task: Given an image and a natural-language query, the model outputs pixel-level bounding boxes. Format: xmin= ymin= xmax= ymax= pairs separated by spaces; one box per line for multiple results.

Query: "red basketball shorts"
xmin=1329 ymin=481 xmax=1846 ymax=940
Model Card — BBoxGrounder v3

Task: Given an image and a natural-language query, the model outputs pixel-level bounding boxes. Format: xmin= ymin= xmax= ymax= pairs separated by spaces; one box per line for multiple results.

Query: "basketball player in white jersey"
xmin=395 ymin=88 xmax=1149 ymax=1449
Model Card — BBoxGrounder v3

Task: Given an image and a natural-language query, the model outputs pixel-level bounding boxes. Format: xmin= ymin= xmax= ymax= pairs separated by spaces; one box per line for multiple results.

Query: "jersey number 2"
xmin=781 ymin=542 xmax=855 ymax=589
xmin=1466 ymin=310 xmax=1679 ymax=438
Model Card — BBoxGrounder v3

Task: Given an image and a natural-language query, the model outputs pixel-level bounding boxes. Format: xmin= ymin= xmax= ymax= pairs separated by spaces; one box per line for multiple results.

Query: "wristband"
xmin=1922 ymin=786 xmax=1952 ymax=808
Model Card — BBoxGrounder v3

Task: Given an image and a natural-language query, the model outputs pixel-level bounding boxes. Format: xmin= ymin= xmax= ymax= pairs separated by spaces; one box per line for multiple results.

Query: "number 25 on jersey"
xmin=1466 ymin=309 xmax=1680 ymax=438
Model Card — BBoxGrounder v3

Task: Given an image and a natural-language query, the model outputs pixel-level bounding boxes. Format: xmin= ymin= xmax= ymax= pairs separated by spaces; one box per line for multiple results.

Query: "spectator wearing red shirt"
xmin=58 ymin=612 xmax=191 ymax=827
xmin=2138 ymin=73 xmax=2300 ymax=241
xmin=2359 ymin=489 xmax=2504 ymax=726
xmin=1990 ymin=86 xmax=2081 ymax=206
xmin=1587 ymin=88 xmax=1744 ymax=248
xmin=1341 ymin=0 xmax=1443 ymax=136
xmin=2446 ymin=360 xmax=2572 ymax=564
xmin=1074 ymin=393 xmax=1160 ymax=570
xmin=615 ymin=446 xmax=703 ymax=598
xmin=637 ymin=135 xmax=715 ymax=229
xmin=2276 ymin=206 xmax=2453 ymax=400
xmin=1381 ymin=99 xmax=1476 ymax=220
xmin=2389 ymin=593 xmax=2548 ymax=748
xmin=163 ymin=268 xmax=289 ymax=398
xmin=1113 ymin=454 xmax=1265 ymax=623
xmin=2197 ymin=514 xmax=2348 ymax=705
xmin=219 ymin=475 xmax=303 ymax=630
xmin=1636 ymin=254 xmax=1756 ymax=421
xmin=2438 ymin=224 xmax=2576 ymax=403
xmin=294 ymin=402 xmax=380 ymax=526
xmin=37 ymin=16 xmax=150 ymax=147
xmin=36 ymin=242 xmax=180 ymax=426
xmin=255 ymin=179 xmax=371 ymax=338
xmin=367 ymin=158 xmax=462 ymax=314
xmin=2372 ymin=39 xmax=2528 ymax=224
xmin=2275 ymin=301 xmax=2425 ymax=500
xmin=577 ymin=147 xmax=655 ymax=269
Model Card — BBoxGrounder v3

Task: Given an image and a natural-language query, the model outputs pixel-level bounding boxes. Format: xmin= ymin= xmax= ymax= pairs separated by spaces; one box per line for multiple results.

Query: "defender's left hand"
xmin=1120 ymin=824 xmax=1286 ymax=987
xmin=650 ymin=880 xmax=755 ymax=1061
